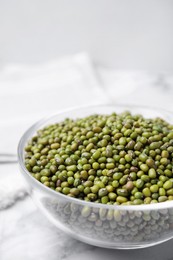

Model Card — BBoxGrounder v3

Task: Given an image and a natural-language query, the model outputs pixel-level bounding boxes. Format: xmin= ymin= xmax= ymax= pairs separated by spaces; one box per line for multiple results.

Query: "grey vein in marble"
xmin=0 ymin=164 xmax=29 ymax=211
xmin=154 ymin=74 xmax=170 ymax=91
xmin=0 ymin=190 xmax=28 ymax=211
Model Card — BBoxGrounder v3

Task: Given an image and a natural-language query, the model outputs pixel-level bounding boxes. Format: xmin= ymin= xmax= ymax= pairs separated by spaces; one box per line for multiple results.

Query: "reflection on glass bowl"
xmin=18 ymin=104 xmax=173 ymax=249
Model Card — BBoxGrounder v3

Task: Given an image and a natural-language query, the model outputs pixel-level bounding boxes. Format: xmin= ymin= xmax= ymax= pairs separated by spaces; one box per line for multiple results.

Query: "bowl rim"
xmin=18 ymin=103 xmax=173 ymax=211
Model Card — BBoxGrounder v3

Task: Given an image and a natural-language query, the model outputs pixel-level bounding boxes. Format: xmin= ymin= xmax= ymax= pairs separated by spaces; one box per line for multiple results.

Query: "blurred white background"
xmin=0 ymin=0 xmax=173 ymax=72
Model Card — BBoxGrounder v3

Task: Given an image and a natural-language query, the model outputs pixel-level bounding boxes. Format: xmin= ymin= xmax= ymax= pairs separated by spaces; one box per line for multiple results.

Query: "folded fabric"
xmin=0 ymin=53 xmax=108 ymax=154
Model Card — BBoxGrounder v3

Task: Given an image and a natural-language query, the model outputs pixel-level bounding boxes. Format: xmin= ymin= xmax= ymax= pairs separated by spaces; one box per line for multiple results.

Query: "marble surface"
xmin=1 ymin=56 xmax=173 ymax=260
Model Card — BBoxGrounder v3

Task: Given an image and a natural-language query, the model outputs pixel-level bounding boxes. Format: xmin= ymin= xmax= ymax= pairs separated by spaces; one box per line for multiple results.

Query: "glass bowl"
xmin=18 ymin=104 xmax=173 ymax=249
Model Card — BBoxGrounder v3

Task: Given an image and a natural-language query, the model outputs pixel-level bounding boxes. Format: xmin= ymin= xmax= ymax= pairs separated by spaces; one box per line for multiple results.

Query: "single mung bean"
xmin=150 ymin=184 xmax=159 ymax=193
xmin=148 ymin=168 xmax=157 ymax=179
xmin=163 ymin=180 xmax=173 ymax=190
xmin=140 ymin=164 xmax=149 ymax=172
xmin=143 ymin=187 xmax=151 ymax=197
xmin=98 ymin=188 xmax=108 ymax=197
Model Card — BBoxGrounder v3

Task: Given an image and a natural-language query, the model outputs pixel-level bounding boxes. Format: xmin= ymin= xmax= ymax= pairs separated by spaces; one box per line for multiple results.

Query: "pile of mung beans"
xmin=24 ymin=111 xmax=173 ymax=205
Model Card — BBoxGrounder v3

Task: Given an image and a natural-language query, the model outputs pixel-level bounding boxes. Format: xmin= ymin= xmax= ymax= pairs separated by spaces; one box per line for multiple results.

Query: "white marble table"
xmin=1 ymin=65 xmax=173 ymax=260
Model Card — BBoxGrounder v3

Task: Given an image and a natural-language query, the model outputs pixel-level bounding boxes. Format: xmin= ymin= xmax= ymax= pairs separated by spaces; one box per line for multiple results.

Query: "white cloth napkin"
xmin=0 ymin=53 xmax=108 ymax=154
xmin=0 ymin=53 xmax=108 ymax=210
